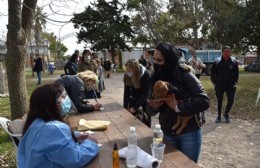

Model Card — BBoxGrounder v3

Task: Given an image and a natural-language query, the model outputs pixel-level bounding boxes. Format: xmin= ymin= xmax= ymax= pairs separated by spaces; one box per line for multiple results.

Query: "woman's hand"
xmin=77 ymin=133 xmax=89 ymax=143
xmin=157 ymin=94 xmax=177 ymax=110
xmin=129 ymin=107 xmax=136 ymax=113
xmin=94 ymin=103 xmax=102 ymax=111
xmin=77 ymin=133 xmax=98 ymax=144
xmin=147 ymin=99 xmax=163 ymax=110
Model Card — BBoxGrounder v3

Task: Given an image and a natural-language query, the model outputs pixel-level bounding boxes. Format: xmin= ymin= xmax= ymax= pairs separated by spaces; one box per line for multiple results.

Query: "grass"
xmin=0 ymin=69 xmax=259 ymax=166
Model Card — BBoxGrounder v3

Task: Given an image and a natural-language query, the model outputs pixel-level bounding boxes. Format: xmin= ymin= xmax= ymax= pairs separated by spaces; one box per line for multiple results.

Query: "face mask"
xmin=127 ymin=72 xmax=132 ymax=77
xmin=59 ymin=95 xmax=72 ymax=116
xmin=153 ymin=63 xmax=164 ymax=73
xmin=84 ymin=56 xmax=91 ymax=62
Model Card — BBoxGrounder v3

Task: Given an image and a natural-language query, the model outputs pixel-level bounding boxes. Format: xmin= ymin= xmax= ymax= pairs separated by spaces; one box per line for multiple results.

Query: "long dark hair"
xmin=153 ymin=42 xmax=180 ymax=82
xmin=22 ymin=84 xmax=76 ymax=143
xmin=22 ymin=83 xmax=64 ymax=135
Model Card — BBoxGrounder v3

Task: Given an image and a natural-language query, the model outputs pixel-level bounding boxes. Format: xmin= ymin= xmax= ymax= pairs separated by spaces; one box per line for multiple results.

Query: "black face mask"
xmin=153 ymin=63 xmax=166 ymax=80
xmin=153 ymin=63 xmax=164 ymax=72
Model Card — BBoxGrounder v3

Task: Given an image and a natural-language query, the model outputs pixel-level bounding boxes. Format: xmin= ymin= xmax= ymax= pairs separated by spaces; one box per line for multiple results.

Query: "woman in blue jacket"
xmin=17 ymin=83 xmax=99 ymax=168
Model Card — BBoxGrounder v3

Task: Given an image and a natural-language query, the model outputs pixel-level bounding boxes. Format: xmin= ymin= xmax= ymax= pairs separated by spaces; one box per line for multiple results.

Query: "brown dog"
xmin=152 ymin=80 xmax=193 ymax=135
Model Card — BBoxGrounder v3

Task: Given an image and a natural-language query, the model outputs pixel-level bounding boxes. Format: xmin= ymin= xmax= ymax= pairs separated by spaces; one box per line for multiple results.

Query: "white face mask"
xmin=84 ymin=56 xmax=91 ymax=62
xmin=127 ymin=72 xmax=132 ymax=77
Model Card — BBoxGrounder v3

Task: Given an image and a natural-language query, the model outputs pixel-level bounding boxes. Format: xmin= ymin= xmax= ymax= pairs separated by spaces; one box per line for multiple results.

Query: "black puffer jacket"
xmin=147 ymin=67 xmax=209 ymax=135
xmin=55 ymin=75 xmax=94 ymax=113
xmin=211 ymin=57 xmax=239 ymax=86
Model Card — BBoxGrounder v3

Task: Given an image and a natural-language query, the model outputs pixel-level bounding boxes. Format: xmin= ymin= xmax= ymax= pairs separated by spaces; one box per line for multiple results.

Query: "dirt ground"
xmin=198 ymin=112 xmax=260 ymax=168
xmin=103 ymin=73 xmax=260 ymax=168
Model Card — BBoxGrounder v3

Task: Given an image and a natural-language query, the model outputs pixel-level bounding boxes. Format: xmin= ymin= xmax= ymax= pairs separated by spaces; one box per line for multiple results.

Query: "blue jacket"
xmin=17 ymin=119 xmax=99 ymax=168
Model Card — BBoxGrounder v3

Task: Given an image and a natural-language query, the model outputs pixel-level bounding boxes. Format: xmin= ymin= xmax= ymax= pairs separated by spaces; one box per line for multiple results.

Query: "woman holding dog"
xmin=147 ymin=42 xmax=209 ymax=163
xmin=123 ymin=59 xmax=152 ymax=127
xmin=17 ymin=83 xmax=99 ymax=167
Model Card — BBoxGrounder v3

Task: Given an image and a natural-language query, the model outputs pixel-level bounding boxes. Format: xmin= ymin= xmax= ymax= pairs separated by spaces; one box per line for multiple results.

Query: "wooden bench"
xmin=68 ymin=98 xmax=200 ymax=168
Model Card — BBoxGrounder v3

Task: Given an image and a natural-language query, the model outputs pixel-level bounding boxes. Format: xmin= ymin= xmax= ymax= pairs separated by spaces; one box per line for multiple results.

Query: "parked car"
xmin=244 ymin=60 xmax=260 ymax=72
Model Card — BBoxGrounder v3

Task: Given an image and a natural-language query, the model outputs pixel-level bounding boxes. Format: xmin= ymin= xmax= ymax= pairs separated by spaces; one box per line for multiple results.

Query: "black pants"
xmin=215 ymin=85 xmax=236 ymax=117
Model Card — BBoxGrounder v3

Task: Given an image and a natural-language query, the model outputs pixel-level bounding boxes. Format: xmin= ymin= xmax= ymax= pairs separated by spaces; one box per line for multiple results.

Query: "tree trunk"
xmin=6 ymin=0 xmax=37 ymax=120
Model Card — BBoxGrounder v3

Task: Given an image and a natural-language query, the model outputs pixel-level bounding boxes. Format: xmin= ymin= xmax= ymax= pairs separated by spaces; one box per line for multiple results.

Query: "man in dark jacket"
xmin=55 ymin=75 xmax=102 ymax=113
xmin=211 ymin=46 xmax=239 ymax=123
xmin=33 ymin=54 xmax=43 ymax=85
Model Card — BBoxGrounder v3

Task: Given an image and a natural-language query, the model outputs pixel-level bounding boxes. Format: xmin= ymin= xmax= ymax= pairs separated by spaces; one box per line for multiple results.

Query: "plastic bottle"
xmin=112 ymin=143 xmax=119 ymax=168
xmin=153 ymin=124 xmax=163 ymax=147
xmin=126 ymin=127 xmax=137 ymax=168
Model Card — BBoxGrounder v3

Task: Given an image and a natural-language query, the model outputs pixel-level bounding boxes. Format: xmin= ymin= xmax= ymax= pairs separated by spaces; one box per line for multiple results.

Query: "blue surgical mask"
xmin=127 ymin=72 xmax=132 ymax=77
xmin=58 ymin=92 xmax=72 ymax=116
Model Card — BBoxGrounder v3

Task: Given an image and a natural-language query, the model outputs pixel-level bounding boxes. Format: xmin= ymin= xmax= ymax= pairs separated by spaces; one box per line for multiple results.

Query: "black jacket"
xmin=64 ymin=61 xmax=78 ymax=75
xmin=147 ymin=68 xmax=209 ymax=135
xmin=55 ymin=75 xmax=94 ymax=113
xmin=211 ymin=57 xmax=239 ymax=86
xmin=33 ymin=57 xmax=43 ymax=72
xmin=123 ymin=69 xmax=151 ymax=111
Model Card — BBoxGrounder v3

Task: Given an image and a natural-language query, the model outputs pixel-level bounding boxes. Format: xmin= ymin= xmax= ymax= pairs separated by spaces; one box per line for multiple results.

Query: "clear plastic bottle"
xmin=153 ymin=124 xmax=163 ymax=147
xmin=126 ymin=127 xmax=137 ymax=168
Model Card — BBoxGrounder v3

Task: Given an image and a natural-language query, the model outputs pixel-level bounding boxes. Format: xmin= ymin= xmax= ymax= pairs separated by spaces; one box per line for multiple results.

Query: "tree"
xmin=168 ymin=0 xmax=206 ymax=49
xmin=72 ymin=0 xmax=134 ymax=60
xmin=33 ymin=6 xmax=47 ymax=54
xmin=127 ymin=0 xmax=165 ymax=47
xmin=202 ymin=0 xmax=237 ymax=49
xmin=222 ymin=0 xmax=260 ymax=58
xmin=42 ymin=32 xmax=68 ymax=60
xmin=6 ymin=0 xmax=37 ymax=119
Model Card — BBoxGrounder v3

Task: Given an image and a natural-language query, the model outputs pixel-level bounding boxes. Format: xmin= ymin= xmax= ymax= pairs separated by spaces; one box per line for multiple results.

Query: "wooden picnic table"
xmin=68 ymin=98 xmax=200 ymax=168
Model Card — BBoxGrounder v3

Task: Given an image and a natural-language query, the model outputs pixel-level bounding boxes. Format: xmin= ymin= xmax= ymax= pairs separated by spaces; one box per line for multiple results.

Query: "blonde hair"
xmin=123 ymin=59 xmax=141 ymax=89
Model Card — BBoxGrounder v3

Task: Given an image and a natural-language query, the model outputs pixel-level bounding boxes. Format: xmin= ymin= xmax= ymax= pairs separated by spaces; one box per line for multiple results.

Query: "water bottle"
xmin=153 ymin=124 xmax=163 ymax=147
xmin=126 ymin=127 xmax=137 ymax=168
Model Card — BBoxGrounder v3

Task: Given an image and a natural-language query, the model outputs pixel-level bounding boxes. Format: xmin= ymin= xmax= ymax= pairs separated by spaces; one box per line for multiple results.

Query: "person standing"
xmin=138 ymin=55 xmax=147 ymax=67
xmin=147 ymin=42 xmax=209 ymax=163
xmin=64 ymin=53 xmax=78 ymax=75
xmin=188 ymin=51 xmax=206 ymax=79
xmin=104 ymin=59 xmax=112 ymax=78
xmin=123 ymin=59 xmax=152 ymax=127
xmin=33 ymin=54 xmax=43 ymax=85
xmin=78 ymin=49 xmax=97 ymax=73
xmin=211 ymin=46 xmax=239 ymax=123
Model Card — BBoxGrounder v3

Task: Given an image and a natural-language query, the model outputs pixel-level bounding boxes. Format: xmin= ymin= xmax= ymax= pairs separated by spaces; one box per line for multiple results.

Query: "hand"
xmin=147 ymin=99 xmax=163 ymax=110
xmin=77 ymin=133 xmax=89 ymax=143
xmin=157 ymin=94 xmax=177 ymax=110
xmin=129 ymin=107 xmax=136 ymax=114
xmin=94 ymin=103 xmax=102 ymax=111
xmin=77 ymin=133 xmax=98 ymax=144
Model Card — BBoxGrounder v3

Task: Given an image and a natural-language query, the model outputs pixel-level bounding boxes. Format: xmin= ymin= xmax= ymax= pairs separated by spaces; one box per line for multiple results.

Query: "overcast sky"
xmin=0 ymin=0 xmax=93 ymax=55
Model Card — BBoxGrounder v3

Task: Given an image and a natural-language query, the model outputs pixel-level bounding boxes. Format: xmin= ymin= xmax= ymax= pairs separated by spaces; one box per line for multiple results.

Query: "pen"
xmin=91 ymin=85 xmax=99 ymax=104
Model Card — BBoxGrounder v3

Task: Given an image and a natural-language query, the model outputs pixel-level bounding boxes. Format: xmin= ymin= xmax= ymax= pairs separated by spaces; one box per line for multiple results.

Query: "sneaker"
xmin=223 ymin=113 xmax=230 ymax=123
xmin=215 ymin=116 xmax=221 ymax=123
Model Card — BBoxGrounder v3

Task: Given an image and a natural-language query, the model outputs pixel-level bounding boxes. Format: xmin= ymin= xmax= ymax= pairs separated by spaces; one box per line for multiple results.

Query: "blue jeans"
xmin=164 ymin=129 xmax=202 ymax=163
xmin=36 ymin=71 xmax=42 ymax=84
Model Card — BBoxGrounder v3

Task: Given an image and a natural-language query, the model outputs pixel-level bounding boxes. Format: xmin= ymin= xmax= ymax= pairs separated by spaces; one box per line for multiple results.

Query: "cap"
xmin=155 ymin=124 xmax=161 ymax=129
xmin=130 ymin=127 xmax=136 ymax=132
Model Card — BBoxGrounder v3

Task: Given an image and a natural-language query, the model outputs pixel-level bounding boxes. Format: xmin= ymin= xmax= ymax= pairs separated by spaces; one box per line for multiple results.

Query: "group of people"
xmin=123 ymin=44 xmax=238 ymax=163
xmin=18 ymin=42 xmax=239 ymax=167
xmin=63 ymin=49 xmax=105 ymax=99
